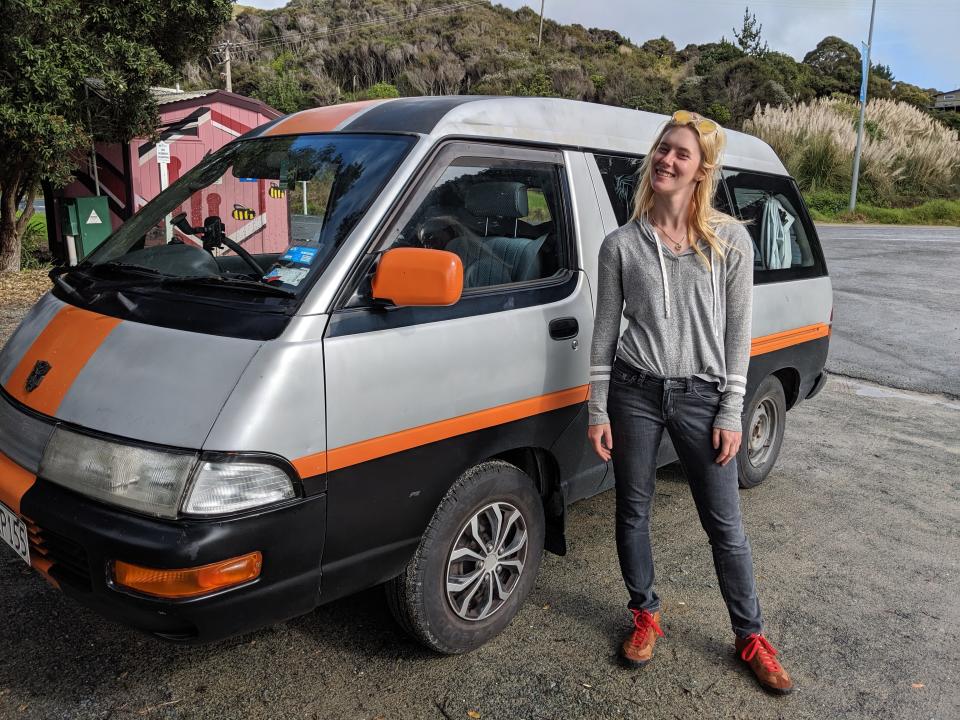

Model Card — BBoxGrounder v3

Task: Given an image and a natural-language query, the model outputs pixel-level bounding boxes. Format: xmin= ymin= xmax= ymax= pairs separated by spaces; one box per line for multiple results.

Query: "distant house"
xmin=46 ymin=87 xmax=281 ymax=262
xmin=932 ymin=89 xmax=959 ymax=111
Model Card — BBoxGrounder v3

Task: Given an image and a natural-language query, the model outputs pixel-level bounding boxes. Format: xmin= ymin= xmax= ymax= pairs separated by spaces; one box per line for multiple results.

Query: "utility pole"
xmin=849 ymin=0 xmax=877 ymax=212
xmin=538 ymin=0 xmax=545 ymax=50
xmin=220 ymin=42 xmax=233 ymax=93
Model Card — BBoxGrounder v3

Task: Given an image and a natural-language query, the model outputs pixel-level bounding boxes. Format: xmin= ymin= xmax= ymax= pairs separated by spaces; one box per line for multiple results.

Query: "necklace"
xmin=653 ymin=223 xmax=687 ymax=252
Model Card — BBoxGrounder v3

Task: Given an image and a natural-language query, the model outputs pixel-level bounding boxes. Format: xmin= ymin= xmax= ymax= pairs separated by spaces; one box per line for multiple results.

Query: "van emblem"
xmin=25 ymin=360 xmax=51 ymax=393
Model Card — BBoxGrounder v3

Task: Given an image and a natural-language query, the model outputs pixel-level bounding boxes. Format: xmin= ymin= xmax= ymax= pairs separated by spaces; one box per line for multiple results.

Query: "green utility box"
xmin=62 ymin=196 xmax=111 ymax=263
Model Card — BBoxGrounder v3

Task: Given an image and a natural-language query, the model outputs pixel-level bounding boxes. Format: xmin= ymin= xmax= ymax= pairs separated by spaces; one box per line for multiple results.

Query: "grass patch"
xmin=804 ymin=193 xmax=960 ymax=225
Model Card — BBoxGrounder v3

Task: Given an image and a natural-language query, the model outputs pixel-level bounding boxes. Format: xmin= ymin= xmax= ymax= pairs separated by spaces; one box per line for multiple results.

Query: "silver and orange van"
xmin=0 ymin=97 xmax=831 ymax=652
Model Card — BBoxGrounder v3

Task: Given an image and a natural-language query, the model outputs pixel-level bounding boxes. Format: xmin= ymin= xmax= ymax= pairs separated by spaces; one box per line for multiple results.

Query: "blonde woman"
xmin=587 ymin=111 xmax=793 ymax=694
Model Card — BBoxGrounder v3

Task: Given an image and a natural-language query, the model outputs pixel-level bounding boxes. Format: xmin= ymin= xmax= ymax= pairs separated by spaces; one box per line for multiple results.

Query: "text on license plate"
xmin=0 ymin=501 xmax=30 ymax=566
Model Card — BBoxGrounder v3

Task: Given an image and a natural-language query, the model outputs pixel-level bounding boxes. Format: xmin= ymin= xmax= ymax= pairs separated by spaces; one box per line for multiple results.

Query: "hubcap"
xmin=748 ymin=396 xmax=779 ymax=468
xmin=445 ymin=502 xmax=528 ymax=622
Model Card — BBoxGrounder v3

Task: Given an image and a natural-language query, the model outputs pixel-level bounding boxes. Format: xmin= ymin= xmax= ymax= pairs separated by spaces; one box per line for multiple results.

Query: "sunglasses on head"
xmin=671 ymin=110 xmax=719 ymax=135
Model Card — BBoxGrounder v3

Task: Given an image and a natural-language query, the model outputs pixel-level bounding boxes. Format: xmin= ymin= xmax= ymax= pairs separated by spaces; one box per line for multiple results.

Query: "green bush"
xmin=803 ymin=189 xmax=849 ymax=216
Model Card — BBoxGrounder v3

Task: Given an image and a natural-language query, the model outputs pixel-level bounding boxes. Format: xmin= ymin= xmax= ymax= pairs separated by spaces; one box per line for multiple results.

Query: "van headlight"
xmin=39 ymin=427 xmax=197 ymax=519
xmin=182 ymin=459 xmax=296 ymax=516
xmin=39 ymin=429 xmax=298 ymax=519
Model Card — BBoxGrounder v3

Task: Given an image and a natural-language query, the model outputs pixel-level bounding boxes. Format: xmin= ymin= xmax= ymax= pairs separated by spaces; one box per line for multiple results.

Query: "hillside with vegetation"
xmin=179 ymin=0 xmax=959 ymax=220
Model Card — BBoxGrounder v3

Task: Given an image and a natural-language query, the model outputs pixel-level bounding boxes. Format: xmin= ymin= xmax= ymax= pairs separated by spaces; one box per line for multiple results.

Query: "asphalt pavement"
xmin=0 ymin=224 xmax=958 ymax=719
xmin=816 ymin=224 xmax=960 ymax=398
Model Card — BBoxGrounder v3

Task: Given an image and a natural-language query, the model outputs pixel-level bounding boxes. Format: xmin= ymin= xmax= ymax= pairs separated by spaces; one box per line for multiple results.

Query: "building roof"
xmin=253 ymin=96 xmax=788 ymax=176
xmin=153 ymin=88 xmax=218 ymax=105
xmin=934 ymin=89 xmax=960 ymax=97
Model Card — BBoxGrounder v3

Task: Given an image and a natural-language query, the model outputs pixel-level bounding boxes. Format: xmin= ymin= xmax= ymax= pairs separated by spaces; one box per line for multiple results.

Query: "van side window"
xmin=593 ymin=153 xmax=730 ymax=226
xmin=594 ymin=154 xmax=643 ymax=226
xmin=389 ymin=158 xmax=566 ymax=290
xmin=724 ymin=170 xmax=819 ymax=275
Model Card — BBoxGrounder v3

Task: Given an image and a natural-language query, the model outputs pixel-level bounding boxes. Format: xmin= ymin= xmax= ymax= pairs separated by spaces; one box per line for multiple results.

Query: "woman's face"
xmin=650 ymin=126 xmax=704 ymax=195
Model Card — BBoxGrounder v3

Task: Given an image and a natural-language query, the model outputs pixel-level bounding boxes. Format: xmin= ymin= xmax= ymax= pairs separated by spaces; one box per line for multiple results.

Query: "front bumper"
xmin=19 ymin=478 xmax=326 ymax=643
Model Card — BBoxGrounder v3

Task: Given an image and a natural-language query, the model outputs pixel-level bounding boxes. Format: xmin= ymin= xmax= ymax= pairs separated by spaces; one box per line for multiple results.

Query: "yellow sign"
xmin=269 ymin=184 xmax=285 ymax=199
xmin=232 ymin=206 xmax=256 ymax=220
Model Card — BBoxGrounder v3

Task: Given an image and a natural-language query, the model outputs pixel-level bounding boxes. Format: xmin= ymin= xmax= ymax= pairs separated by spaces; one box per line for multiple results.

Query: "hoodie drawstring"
xmin=653 ymin=225 xmax=671 ymax=319
xmin=711 ymin=246 xmax=719 ymax=338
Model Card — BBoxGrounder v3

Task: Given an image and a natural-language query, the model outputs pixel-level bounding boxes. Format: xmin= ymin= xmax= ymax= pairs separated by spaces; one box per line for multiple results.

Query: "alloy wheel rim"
xmin=445 ymin=501 xmax=528 ymax=622
xmin=748 ymin=396 xmax=779 ymax=467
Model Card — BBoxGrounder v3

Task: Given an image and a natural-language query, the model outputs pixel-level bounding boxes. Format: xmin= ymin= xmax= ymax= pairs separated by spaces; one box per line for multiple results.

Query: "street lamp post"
xmin=849 ymin=0 xmax=878 ymax=212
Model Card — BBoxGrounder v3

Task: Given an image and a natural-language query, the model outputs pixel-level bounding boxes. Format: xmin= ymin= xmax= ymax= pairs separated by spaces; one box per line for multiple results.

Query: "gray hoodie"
xmin=588 ymin=217 xmax=754 ymax=431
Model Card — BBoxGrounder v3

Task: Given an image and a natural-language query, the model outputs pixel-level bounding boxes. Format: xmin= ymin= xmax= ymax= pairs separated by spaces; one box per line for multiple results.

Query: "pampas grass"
xmin=745 ymin=97 xmax=960 ymax=204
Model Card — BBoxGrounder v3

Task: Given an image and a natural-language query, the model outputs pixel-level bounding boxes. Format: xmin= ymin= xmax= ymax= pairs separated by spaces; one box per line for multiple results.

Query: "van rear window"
xmin=723 ymin=170 xmax=826 ymax=281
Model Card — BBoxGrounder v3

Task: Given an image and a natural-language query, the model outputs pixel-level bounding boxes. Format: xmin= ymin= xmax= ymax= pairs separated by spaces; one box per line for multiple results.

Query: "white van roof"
xmin=256 ymin=96 xmax=789 ymax=176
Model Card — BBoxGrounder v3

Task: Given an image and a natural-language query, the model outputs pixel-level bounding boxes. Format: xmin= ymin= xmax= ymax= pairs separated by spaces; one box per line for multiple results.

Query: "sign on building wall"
xmin=156 ymin=141 xmax=171 ymax=165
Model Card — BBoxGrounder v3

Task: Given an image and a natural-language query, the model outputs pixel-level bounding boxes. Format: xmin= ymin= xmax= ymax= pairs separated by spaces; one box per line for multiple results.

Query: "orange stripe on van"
xmin=293 ymin=385 xmax=589 ymax=477
xmin=0 ymin=452 xmax=35 ymax=515
xmin=751 ymin=322 xmax=830 ymax=357
xmin=262 ymin=100 xmax=389 ymax=136
xmin=3 ymin=305 xmax=121 ymax=416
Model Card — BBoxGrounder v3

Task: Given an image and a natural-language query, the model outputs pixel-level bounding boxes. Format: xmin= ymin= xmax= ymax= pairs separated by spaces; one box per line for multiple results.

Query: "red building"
xmin=47 ymin=88 xmax=282 ymax=260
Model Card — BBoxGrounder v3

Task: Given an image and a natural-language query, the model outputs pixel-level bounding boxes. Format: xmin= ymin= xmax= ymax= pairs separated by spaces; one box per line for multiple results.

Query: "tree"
xmin=641 ymin=36 xmax=676 ymax=61
xmin=892 ymin=81 xmax=934 ymax=109
xmin=802 ymin=36 xmax=861 ymax=97
xmin=0 ymin=0 xmax=231 ymax=271
xmin=733 ymin=7 xmax=768 ymax=57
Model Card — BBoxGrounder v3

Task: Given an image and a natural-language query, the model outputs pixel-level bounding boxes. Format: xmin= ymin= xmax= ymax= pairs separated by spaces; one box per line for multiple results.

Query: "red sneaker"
xmin=735 ymin=633 xmax=794 ymax=694
xmin=620 ymin=609 xmax=663 ymax=667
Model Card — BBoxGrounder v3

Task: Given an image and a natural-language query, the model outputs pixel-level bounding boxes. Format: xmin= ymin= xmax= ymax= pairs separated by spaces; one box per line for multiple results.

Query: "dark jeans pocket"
xmin=611 ymin=367 xmax=634 ymax=386
xmin=691 ymin=381 xmax=722 ymax=403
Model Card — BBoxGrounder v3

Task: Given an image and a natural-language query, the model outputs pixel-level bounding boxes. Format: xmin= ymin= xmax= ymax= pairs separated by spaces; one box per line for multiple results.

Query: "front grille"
xmin=25 ymin=518 xmax=92 ymax=592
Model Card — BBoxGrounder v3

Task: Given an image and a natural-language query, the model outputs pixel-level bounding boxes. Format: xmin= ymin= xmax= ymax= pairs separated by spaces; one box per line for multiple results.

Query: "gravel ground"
xmin=0 ymin=248 xmax=958 ymax=719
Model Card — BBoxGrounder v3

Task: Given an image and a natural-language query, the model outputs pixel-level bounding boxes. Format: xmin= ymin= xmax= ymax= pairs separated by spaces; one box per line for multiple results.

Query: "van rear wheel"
xmin=738 ymin=375 xmax=786 ymax=489
xmin=385 ymin=460 xmax=545 ymax=654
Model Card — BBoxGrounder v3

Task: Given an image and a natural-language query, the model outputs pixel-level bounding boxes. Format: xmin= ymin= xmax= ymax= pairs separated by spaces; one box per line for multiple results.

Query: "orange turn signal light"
xmin=112 ymin=551 xmax=263 ymax=599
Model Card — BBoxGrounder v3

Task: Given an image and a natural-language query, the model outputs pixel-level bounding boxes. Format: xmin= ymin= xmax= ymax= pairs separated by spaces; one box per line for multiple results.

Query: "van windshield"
xmin=75 ymin=133 xmax=414 ymax=299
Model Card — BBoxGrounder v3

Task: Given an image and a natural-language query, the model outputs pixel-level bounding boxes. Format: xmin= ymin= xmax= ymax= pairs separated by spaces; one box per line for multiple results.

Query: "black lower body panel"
xmin=20 ymin=479 xmax=326 ymax=643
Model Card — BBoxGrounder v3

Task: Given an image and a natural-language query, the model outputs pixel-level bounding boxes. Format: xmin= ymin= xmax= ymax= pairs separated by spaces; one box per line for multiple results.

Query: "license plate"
xmin=0 ymin=501 xmax=30 ymax=566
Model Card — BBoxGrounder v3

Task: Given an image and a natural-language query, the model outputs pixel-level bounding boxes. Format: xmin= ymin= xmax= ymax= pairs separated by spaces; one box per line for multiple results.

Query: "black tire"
xmin=737 ymin=375 xmax=787 ymax=489
xmin=385 ymin=460 xmax=545 ymax=654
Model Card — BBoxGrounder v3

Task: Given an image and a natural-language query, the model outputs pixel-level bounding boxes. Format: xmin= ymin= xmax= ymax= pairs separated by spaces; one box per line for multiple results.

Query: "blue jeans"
xmin=607 ymin=357 xmax=763 ymax=638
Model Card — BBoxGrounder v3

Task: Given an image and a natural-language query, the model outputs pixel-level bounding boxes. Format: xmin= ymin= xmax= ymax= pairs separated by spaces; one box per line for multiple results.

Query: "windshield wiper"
xmin=161 ymin=275 xmax=296 ymax=298
xmin=50 ymin=273 xmax=85 ymax=304
xmin=52 ymin=263 xmax=295 ymax=299
xmin=89 ymin=261 xmax=165 ymax=278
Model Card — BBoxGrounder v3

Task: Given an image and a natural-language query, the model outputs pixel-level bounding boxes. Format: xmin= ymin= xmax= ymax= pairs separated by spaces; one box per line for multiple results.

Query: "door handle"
xmin=549 ymin=317 xmax=579 ymax=340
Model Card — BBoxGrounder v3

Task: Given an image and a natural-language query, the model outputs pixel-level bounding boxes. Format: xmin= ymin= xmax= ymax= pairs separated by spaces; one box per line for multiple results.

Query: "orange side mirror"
xmin=371 ymin=247 xmax=464 ymax=307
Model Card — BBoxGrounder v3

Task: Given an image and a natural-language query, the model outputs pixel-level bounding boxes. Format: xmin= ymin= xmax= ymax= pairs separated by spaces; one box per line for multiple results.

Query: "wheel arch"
xmin=772 ymin=366 xmax=801 ymax=409
xmin=491 ymin=446 xmax=566 ymax=556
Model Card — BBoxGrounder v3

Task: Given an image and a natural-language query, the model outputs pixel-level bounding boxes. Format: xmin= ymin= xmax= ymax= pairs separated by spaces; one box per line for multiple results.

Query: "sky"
xmin=243 ymin=0 xmax=960 ymax=92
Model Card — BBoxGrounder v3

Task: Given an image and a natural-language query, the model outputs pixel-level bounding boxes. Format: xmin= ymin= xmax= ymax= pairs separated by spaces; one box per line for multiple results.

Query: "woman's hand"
xmin=588 ymin=423 xmax=613 ymax=462
xmin=712 ymin=428 xmax=742 ymax=466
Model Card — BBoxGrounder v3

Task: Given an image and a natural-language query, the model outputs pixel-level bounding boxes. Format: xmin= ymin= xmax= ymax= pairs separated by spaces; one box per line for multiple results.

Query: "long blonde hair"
xmin=629 ymin=115 xmax=739 ymax=268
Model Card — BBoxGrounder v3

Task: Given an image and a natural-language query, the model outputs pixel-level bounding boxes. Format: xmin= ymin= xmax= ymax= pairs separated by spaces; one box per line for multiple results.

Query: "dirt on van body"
xmin=0 ymin=282 xmax=957 ymax=719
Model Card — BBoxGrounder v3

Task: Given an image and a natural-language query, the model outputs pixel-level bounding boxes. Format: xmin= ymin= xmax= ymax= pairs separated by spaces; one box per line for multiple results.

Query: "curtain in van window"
xmin=761 ymin=195 xmax=795 ymax=270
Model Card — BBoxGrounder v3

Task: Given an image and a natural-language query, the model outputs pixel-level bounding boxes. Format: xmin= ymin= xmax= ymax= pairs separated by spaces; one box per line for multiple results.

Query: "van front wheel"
xmin=385 ymin=460 xmax=545 ymax=654
xmin=738 ymin=375 xmax=787 ymax=489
